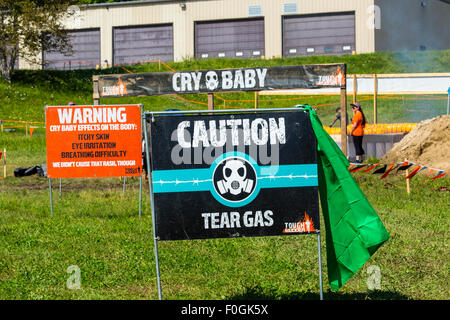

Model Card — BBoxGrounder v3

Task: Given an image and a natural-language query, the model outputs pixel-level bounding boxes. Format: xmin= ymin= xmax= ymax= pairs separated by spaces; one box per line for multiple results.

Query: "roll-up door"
xmin=43 ymin=29 xmax=100 ymax=70
xmin=283 ymin=12 xmax=355 ymax=57
xmin=113 ymin=24 xmax=173 ymax=65
xmin=195 ymin=18 xmax=265 ymax=59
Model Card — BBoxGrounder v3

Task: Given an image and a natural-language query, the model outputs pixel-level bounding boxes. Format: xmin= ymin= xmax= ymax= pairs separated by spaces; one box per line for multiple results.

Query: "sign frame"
xmin=143 ymin=107 xmax=324 ymax=300
xmin=45 ymin=104 xmax=144 ymax=218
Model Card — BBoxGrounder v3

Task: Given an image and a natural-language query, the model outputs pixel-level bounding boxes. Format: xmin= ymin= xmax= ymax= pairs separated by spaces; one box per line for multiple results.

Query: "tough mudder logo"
xmin=101 ymin=77 xmax=128 ymax=97
xmin=315 ymin=67 xmax=345 ymax=86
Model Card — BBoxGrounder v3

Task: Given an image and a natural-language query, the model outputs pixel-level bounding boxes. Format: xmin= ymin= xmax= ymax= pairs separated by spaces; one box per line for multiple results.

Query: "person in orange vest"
xmin=350 ymin=102 xmax=367 ymax=163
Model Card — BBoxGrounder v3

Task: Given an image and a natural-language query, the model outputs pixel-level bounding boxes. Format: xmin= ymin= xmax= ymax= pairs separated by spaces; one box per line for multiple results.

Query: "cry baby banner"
xmin=149 ymin=109 xmax=320 ymax=241
xmin=99 ymin=64 xmax=346 ymax=97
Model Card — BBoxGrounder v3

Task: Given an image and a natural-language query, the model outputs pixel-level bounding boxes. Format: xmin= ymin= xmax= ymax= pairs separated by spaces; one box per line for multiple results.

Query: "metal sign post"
xmin=49 ymin=179 xmax=54 ymax=218
xmin=143 ymin=114 xmax=162 ymax=300
xmin=139 ymin=175 xmax=142 ymax=218
xmin=317 ymin=231 xmax=324 ymax=300
xmin=144 ymin=107 xmax=323 ymax=300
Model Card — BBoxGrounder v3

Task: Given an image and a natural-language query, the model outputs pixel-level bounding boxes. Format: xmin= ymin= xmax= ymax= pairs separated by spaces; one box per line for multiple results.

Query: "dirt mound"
xmin=382 ymin=115 xmax=450 ymax=171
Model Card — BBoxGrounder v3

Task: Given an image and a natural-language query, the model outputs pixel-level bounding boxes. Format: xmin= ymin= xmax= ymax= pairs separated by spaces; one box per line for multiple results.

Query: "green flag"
xmin=304 ymin=105 xmax=390 ymax=291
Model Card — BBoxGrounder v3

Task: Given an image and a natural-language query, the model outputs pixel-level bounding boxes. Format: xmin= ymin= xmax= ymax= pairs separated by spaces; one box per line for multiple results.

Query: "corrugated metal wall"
xmin=195 ymin=18 xmax=265 ymax=59
xmin=42 ymin=29 xmax=101 ymax=70
xmin=283 ymin=12 xmax=355 ymax=56
xmin=113 ymin=24 xmax=174 ymax=65
xmin=375 ymin=0 xmax=450 ymax=51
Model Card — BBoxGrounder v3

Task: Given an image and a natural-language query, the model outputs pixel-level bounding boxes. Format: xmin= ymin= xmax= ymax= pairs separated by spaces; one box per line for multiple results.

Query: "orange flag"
xmin=380 ymin=164 xmax=396 ymax=179
xmin=405 ymin=165 xmax=422 ymax=179
xmin=363 ymin=164 xmax=379 ymax=173
xmin=430 ymin=171 xmax=447 ymax=180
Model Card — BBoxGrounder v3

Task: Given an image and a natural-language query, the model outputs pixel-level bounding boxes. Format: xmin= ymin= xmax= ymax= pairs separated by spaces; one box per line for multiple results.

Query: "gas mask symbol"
xmin=205 ymin=71 xmax=219 ymax=91
xmin=216 ymin=159 xmax=254 ymax=195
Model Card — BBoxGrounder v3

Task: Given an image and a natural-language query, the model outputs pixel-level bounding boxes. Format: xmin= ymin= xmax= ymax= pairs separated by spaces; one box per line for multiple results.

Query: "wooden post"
xmin=254 ymin=91 xmax=259 ymax=109
xmin=1 ymin=120 xmax=3 ymax=132
xmin=25 ymin=122 xmax=28 ymax=136
xmin=340 ymin=87 xmax=348 ymax=157
xmin=373 ymin=74 xmax=378 ymax=124
xmin=93 ymin=75 xmax=100 ymax=106
xmin=353 ymin=74 xmax=357 ymax=103
xmin=405 ymin=159 xmax=411 ymax=195
xmin=208 ymin=93 xmax=214 ymax=110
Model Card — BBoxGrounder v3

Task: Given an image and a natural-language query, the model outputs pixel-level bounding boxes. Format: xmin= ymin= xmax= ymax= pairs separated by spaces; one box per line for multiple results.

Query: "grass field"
xmin=0 ymin=51 xmax=449 ymax=300
xmin=0 ymin=119 xmax=449 ymax=300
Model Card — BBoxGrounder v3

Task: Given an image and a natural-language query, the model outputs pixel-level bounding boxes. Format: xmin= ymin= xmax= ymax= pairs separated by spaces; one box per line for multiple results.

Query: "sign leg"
xmin=123 ymin=177 xmax=126 ymax=197
xmin=139 ymin=176 xmax=142 ymax=218
xmin=59 ymin=178 xmax=62 ymax=200
xmin=49 ymin=179 xmax=54 ymax=218
xmin=144 ymin=115 xmax=162 ymax=300
xmin=317 ymin=231 xmax=324 ymax=300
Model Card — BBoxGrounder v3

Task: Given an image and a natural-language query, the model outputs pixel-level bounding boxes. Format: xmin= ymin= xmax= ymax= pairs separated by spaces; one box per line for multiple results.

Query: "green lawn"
xmin=0 ymin=124 xmax=448 ymax=300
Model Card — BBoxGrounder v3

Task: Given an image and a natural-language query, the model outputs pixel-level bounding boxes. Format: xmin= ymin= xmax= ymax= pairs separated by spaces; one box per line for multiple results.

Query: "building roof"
xmin=85 ymin=0 xmax=203 ymax=8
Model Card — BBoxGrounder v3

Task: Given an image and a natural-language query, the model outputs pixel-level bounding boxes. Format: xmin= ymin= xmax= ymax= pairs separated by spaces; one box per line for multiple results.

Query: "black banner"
xmin=148 ymin=109 xmax=319 ymax=241
xmin=99 ymin=64 xmax=346 ymax=97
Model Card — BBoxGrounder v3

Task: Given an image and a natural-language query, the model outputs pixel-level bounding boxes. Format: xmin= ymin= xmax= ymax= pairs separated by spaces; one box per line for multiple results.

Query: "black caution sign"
xmin=148 ymin=109 xmax=320 ymax=241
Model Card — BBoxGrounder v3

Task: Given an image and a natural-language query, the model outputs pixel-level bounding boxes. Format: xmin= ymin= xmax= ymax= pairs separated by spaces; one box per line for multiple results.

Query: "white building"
xmin=21 ymin=0 xmax=450 ymax=70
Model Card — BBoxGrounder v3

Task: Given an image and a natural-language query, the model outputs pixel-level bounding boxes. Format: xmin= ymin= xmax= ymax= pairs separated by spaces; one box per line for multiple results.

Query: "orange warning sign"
xmin=46 ymin=105 xmax=142 ymax=179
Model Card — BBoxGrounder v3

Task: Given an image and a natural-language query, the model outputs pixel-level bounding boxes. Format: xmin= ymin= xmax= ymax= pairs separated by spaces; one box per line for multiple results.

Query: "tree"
xmin=0 ymin=0 xmax=79 ymax=80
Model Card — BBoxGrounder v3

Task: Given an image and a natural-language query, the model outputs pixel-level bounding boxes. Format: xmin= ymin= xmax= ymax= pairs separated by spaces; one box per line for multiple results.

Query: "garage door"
xmin=43 ymin=29 xmax=100 ymax=70
xmin=283 ymin=12 xmax=355 ymax=57
xmin=113 ymin=24 xmax=173 ymax=65
xmin=195 ymin=18 xmax=265 ymax=59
